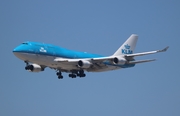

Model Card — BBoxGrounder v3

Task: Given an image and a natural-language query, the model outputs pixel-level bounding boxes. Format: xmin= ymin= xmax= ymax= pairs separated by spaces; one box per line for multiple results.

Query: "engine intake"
xmin=25 ymin=64 xmax=44 ymax=72
xmin=78 ymin=60 xmax=91 ymax=68
xmin=113 ymin=57 xmax=126 ymax=65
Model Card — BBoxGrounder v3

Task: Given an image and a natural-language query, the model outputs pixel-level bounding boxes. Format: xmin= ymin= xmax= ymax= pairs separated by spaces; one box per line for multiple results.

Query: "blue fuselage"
xmin=13 ymin=42 xmax=104 ymax=59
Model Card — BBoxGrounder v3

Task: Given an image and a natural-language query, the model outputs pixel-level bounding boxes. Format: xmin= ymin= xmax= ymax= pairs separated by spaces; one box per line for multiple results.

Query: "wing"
xmin=54 ymin=56 xmax=114 ymax=64
xmin=53 ymin=46 xmax=169 ymax=71
xmin=125 ymin=46 xmax=169 ymax=57
xmin=54 ymin=57 xmax=111 ymax=72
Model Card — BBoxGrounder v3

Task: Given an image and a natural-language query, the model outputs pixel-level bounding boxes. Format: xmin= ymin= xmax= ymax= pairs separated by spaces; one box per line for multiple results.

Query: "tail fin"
xmin=113 ymin=34 xmax=138 ymax=56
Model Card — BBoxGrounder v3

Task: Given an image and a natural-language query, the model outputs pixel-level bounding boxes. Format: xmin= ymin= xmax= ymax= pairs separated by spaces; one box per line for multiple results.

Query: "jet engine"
xmin=113 ymin=57 xmax=127 ymax=65
xmin=78 ymin=60 xmax=91 ymax=68
xmin=25 ymin=64 xmax=44 ymax=72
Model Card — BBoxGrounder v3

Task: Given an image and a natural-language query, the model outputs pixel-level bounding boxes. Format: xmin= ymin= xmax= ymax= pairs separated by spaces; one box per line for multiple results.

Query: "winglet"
xmin=158 ymin=46 xmax=169 ymax=52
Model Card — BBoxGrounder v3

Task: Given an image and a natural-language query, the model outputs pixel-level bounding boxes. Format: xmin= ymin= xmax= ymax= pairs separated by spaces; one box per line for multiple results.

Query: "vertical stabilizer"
xmin=113 ymin=34 xmax=138 ymax=56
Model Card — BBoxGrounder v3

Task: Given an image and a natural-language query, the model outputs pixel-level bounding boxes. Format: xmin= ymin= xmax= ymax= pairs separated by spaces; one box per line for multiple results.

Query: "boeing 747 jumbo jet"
xmin=13 ymin=34 xmax=168 ymax=79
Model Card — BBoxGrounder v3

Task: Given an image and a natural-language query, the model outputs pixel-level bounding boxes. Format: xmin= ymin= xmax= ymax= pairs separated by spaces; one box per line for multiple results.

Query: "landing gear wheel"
xmin=56 ymin=72 xmax=61 ymax=76
xmin=69 ymin=74 xmax=76 ymax=78
xmin=57 ymin=71 xmax=63 ymax=79
xmin=58 ymin=76 xmax=63 ymax=79
xmin=80 ymin=74 xmax=86 ymax=78
xmin=79 ymin=70 xmax=86 ymax=78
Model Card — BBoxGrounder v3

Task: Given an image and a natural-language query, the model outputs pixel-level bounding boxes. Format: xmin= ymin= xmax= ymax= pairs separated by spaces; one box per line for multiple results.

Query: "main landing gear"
xmin=68 ymin=70 xmax=86 ymax=78
xmin=77 ymin=70 xmax=86 ymax=77
xmin=56 ymin=70 xmax=86 ymax=79
xmin=56 ymin=71 xmax=63 ymax=79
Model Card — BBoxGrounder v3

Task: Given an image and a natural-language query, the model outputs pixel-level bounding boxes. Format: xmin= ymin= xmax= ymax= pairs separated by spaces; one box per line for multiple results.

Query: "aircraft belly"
xmin=14 ymin=53 xmax=121 ymax=72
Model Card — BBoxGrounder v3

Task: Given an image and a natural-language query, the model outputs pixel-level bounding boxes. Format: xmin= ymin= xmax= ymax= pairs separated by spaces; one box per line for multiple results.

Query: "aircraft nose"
xmin=13 ymin=45 xmax=26 ymax=53
xmin=13 ymin=48 xmax=17 ymax=52
xmin=12 ymin=45 xmax=27 ymax=59
xmin=13 ymin=46 xmax=21 ymax=57
xmin=13 ymin=46 xmax=20 ymax=52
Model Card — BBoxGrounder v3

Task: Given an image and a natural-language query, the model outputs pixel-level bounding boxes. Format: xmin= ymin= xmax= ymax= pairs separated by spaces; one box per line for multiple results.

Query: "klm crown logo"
xmin=124 ymin=44 xmax=130 ymax=49
xmin=40 ymin=47 xmax=47 ymax=53
xmin=122 ymin=44 xmax=133 ymax=54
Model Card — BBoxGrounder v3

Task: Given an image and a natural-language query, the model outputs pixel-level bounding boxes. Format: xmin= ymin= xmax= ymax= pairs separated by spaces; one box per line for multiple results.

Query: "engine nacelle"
xmin=113 ymin=57 xmax=126 ymax=65
xmin=25 ymin=64 xmax=44 ymax=72
xmin=78 ymin=60 xmax=91 ymax=68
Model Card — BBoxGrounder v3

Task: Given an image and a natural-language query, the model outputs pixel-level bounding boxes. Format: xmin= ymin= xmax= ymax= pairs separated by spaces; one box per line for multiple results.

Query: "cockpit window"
xmin=22 ymin=42 xmax=28 ymax=45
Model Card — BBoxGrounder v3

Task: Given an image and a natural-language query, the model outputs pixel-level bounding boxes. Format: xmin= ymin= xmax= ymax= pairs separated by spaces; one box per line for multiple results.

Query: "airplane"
xmin=13 ymin=34 xmax=169 ymax=79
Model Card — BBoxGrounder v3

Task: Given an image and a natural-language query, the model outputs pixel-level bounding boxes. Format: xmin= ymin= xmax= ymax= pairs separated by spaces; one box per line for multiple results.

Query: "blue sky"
xmin=0 ymin=0 xmax=180 ymax=116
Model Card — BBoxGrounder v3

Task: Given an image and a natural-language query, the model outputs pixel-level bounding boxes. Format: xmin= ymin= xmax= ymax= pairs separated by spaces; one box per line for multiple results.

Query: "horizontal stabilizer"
xmin=128 ymin=59 xmax=156 ymax=64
